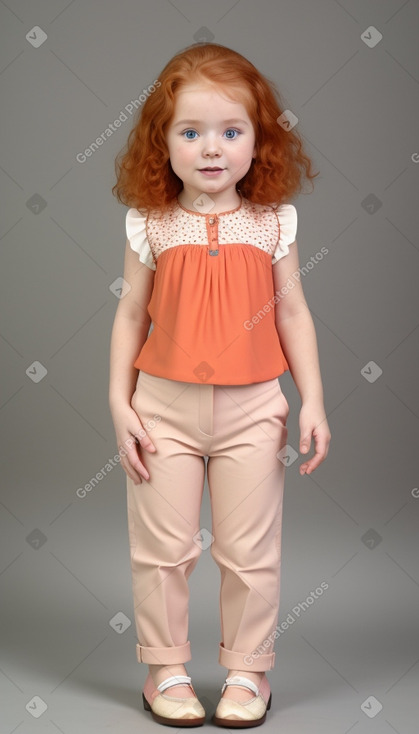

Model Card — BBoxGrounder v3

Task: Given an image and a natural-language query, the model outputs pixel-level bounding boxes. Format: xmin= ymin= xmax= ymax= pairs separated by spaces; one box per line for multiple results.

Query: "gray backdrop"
xmin=1 ymin=1 xmax=418 ymax=732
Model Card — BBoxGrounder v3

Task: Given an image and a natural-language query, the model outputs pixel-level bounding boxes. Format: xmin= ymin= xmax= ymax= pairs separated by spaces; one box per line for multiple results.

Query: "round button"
xmin=208 ymin=217 xmax=215 ymax=224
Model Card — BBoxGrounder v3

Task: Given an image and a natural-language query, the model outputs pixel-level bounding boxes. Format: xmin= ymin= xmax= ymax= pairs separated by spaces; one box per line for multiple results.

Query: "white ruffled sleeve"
xmin=126 ymin=208 xmax=156 ymax=271
xmin=272 ymin=204 xmax=298 ymax=264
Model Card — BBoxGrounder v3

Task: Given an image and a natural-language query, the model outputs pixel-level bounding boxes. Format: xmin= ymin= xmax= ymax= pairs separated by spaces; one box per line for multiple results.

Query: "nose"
xmin=202 ymin=134 xmax=222 ymax=157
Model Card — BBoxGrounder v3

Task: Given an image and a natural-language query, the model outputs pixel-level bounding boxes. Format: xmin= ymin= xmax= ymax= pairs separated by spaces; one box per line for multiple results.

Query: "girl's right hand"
xmin=111 ymin=404 xmax=156 ymax=485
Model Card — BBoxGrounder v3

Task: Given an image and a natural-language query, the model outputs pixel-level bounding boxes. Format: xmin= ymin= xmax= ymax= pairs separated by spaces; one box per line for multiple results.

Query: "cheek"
xmin=171 ymin=144 xmax=194 ymax=165
xmin=231 ymin=141 xmax=255 ymax=163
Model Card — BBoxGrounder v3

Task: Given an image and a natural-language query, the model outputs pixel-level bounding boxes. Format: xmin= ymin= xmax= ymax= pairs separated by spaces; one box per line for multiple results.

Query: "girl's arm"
xmin=109 ymin=240 xmax=156 ymax=484
xmin=273 ymin=240 xmax=331 ymax=475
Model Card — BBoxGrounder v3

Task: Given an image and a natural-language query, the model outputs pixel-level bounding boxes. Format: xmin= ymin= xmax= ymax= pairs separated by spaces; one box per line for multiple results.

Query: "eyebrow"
xmin=172 ymin=118 xmax=250 ymax=127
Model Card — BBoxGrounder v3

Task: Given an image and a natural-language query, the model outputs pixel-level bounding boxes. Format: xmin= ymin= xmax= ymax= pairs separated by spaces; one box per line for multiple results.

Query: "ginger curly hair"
xmin=112 ymin=42 xmax=319 ymax=211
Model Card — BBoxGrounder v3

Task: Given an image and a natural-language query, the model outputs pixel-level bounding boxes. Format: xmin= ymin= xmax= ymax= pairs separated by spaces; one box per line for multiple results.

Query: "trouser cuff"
xmin=136 ymin=641 xmax=192 ymax=664
xmin=218 ymin=642 xmax=276 ymax=671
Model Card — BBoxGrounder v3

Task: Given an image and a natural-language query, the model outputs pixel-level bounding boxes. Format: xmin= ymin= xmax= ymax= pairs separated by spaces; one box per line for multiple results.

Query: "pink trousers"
xmin=126 ymin=370 xmax=289 ymax=672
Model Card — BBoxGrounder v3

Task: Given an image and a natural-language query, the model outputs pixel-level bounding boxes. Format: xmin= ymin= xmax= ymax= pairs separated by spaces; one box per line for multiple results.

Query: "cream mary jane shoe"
xmin=142 ymin=673 xmax=206 ymax=726
xmin=212 ymin=675 xmax=272 ymax=728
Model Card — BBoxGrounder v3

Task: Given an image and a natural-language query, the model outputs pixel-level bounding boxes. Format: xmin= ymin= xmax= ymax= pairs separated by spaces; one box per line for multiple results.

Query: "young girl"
xmin=110 ymin=42 xmax=331 ymax=728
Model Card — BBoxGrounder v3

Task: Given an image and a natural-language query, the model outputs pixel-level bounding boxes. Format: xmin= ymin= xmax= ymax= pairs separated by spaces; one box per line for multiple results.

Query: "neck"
xmin=177 ymin=191 xmax=242 ymax=214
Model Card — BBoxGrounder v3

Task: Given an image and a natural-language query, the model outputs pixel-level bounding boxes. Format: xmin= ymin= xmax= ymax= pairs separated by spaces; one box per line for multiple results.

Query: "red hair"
xmin=112 ymin=43 xmax=319 ymax=210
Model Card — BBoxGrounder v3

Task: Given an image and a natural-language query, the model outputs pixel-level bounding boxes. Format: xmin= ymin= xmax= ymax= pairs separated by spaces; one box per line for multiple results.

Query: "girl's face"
xmin=165 ymin=83 xmax=256 ymax=205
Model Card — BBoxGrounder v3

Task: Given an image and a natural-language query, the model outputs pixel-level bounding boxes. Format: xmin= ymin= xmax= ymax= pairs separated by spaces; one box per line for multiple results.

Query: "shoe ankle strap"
xmin=157 ymin=675 xmax=192 ymax=694
xmin=221 ymin=676 xmax=259 ymax=696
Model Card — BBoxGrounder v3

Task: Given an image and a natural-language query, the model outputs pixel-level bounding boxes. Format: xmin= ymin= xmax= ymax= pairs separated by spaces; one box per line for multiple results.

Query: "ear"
xmin=252 ymin=144 xmax=257 ymax=159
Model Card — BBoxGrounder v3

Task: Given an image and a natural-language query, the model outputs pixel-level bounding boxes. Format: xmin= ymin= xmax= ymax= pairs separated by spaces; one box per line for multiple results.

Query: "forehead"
xmin=172 ymin=83 xmax=250 ymax=116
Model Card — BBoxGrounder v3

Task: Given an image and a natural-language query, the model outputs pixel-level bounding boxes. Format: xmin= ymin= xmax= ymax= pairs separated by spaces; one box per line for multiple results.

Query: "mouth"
xmin=199 ymin=167 xmax=224 ymax=171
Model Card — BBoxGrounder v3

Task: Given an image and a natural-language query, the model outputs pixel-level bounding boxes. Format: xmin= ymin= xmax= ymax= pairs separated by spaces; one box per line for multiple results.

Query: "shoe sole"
xmin=211 ymin=691 xmax=272 ymax=728
xmin=142 ymin=692 xmax=206 ymax=727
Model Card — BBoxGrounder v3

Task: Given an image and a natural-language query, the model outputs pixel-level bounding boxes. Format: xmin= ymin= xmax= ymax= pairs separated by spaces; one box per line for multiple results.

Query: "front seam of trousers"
xmin=198 ymin=382 xmax=214 ymax=438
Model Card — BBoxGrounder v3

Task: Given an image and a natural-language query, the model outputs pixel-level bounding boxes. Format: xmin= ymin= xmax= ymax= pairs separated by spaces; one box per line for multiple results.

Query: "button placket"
xmin=207 ymin=214 xmax=219 ymax=256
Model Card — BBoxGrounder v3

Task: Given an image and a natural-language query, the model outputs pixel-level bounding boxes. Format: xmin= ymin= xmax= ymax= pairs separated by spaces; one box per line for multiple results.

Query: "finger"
xmin=300 ymin=432 xmax=312 ymax=454
xmin=125 ymin=447 xmax=151 ymax=482
xmin=124 ymin=463 xmax=143 ymax=485
xmin=300 ymin=444 xmax=328 ymax=475
xmin=300 ymin=454 xmax=321 ymax=475
xmin=138 ymin=433 xmax=157 ymax=453
xmin=119 ymin=453 xmax=143 ymax=484
xmin=312 ymin=432 xmax=331 ymax=462
xmin=300 ymin=431 xmax=330 ymax=474
xmin=120 ymin=449 xmax=143 ymax=480
xmin=133 ymin=425 xmax=157 ymax=452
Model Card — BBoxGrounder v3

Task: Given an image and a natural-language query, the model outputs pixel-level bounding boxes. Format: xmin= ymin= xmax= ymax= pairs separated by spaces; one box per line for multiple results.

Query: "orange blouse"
xmin=125 ymin=195 xmax=297 ymax=385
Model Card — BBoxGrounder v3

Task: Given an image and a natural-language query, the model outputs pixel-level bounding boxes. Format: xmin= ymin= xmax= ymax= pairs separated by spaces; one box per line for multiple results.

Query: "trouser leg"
xmin=127 ymin=372 xmax=206 ymax=666
xmin=207 ymin=379 xmax=289 ymax=672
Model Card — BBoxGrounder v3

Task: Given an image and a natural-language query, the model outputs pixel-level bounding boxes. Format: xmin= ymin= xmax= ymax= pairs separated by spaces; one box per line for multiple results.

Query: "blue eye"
xmin=181 ymin=128 xmax=241 ymax=140
xmin=183 ymin=130 xmax=198 ymax=139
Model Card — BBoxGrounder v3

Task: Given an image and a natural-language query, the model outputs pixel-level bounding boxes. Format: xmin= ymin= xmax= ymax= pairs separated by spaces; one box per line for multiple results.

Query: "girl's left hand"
xmin=298 ymin=401 xmax=331 ymax=475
